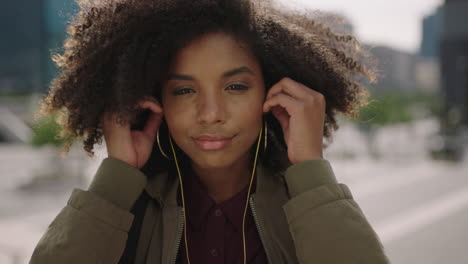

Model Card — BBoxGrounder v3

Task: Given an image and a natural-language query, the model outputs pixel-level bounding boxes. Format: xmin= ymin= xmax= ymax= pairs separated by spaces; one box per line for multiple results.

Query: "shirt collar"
xmin=144 ymin=157 xmax=289 ymax=209
xmin=219 ymin=176 xmax=257 ymax=231
xmin=179 ymin=170 xmax=257 ymax=231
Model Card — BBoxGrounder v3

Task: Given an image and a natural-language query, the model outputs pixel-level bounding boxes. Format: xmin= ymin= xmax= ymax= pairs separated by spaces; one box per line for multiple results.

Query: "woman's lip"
xmin=195 ymin=135 xmax=234 ymax=141
xmin=194 ymin=136 xmax=235 ymax=150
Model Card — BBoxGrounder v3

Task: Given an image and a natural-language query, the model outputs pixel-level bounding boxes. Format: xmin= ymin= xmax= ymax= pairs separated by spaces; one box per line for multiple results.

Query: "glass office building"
xmin=0 ymin=0 xmax=77 ymax=94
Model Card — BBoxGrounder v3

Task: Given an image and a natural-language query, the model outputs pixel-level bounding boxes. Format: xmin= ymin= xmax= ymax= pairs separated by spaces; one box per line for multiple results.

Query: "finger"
xmin=143 ymin=96 xmax=163 ymax=107
xmin=142 ymin=111 xmax=163 ymax=140
xmin=266 ymin=77 xmax=313 ymax=100
xmin=136 ymin=99 xmax=164 ymax=140
xmin=271 ymin=105 xmax=289 ymax=131
xmin=263 ymin=93 xmax=301 ymax=114
xmin=101 ymin=111 xmax=128 ymax=131
xmin=100 ymin=110 xmax=113 ymax=127
xmin=100 ymin=111 xmax=132 ymax=147
xmin=137 ymin=100 xmax=163 ymax=114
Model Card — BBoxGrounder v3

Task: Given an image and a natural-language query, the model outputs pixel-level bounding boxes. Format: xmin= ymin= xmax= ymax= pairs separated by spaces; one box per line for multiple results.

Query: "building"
xmin=440 ymin=0 xmax=468 ymax=127
xmin=368 ymin=45 xmax=439 ymax=94
xmin=0 ymin=0 xmax=43 ymax=93
xmin=420 ymin=6 xmax=443 ymax=59
xmin=430 ymin=0 xmax=468 ymax=160
xmin=0 ymin=0 xmax=77 ymax=94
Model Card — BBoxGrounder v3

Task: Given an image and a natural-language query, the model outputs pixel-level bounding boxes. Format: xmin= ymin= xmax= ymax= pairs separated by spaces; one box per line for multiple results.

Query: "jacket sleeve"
xmin=29 ymin=157 xmax=147 ymax=264
xmin=282 ymin=159 xmax=391 ymax=264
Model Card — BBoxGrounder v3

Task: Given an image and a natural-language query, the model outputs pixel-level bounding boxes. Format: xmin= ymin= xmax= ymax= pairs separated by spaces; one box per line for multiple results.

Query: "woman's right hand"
xmin=100 ymin=96 xmax=164 ymax=169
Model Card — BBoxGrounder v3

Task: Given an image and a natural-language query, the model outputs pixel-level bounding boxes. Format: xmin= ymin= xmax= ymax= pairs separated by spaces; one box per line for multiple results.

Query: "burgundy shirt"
xmin=176 ymin=172 xmax=268 ymax=264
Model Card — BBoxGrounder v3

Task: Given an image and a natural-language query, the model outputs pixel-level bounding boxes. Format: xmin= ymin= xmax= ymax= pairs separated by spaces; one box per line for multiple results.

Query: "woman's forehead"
xmin=168 ymin=32 xmax=261 ymax=77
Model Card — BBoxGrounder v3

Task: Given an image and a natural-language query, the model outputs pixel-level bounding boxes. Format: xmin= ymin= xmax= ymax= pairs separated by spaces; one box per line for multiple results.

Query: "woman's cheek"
xmin=164 ymin=106 xmax=187 ymax=141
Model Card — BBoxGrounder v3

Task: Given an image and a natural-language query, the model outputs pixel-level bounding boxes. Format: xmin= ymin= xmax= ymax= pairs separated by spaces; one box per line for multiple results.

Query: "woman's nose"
xmin=196 ymin=92 xmax=226 ymax=125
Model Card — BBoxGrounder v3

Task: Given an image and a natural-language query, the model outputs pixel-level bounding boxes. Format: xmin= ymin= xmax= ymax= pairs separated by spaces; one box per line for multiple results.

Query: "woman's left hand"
xmin=263 ymin=77 xmax=326 ymax=164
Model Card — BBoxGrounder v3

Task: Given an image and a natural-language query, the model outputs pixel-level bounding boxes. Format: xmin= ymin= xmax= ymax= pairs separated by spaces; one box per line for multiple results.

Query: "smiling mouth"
xmin=193 ymin=135 xmax=235 ymax=150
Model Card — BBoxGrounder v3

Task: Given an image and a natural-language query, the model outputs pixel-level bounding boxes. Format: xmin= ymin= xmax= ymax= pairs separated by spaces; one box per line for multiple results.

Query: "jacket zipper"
xmin=171 ymin=199 xmax=273 ymax=264
xmin=172 ymin=207 xmax=184 ymax=264
xmin=250 ymin=195 xmax=273 ymax=264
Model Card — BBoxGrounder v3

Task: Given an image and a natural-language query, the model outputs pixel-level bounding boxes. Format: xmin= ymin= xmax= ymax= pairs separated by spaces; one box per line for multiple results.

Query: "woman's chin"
xmin=189 ymin=154 xmax=236 ymax=170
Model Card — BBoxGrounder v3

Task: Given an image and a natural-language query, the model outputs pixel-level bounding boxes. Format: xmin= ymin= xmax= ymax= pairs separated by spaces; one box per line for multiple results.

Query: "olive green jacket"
xmin=29 ymin=157 xmax=390 ymax=263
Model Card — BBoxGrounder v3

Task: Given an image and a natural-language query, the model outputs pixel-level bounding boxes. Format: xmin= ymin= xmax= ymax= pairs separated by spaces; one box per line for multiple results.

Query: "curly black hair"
xmin=38 ymin=0 xmax=376 ymax=178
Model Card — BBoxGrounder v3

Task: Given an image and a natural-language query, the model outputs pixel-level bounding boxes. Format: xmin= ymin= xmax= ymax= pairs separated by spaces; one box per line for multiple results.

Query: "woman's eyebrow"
xmin=168 ymin=66 xmax=254 ymax=81
xmin=222 ymin=66 xmax=254 ymax=78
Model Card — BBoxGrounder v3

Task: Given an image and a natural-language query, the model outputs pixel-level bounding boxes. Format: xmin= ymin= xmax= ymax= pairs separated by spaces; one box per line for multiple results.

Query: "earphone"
xmin=168 ymin=124 xmax=263 ymax=264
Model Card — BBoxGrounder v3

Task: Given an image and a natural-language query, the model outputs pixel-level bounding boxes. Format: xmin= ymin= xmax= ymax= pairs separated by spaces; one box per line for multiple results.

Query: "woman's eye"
xmin=172 ymin=84 xmax=247 ymax=95
xmin=226 ymin=84 xmax=248 ymax=91
xmin=173 ymin=87 xmax=193 ymax=96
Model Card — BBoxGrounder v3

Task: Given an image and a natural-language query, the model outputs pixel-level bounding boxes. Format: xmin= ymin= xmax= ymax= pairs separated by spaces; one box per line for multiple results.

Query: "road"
xmin=1 ymin=118 xmax=467 ymax=263
xmin=331 ymin=157 xmax=468 ymax=264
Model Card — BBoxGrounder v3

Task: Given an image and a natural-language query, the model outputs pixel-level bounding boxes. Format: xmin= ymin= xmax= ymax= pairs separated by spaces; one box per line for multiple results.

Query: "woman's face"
xmin=161 ymin=32 xmax=265 ymax=170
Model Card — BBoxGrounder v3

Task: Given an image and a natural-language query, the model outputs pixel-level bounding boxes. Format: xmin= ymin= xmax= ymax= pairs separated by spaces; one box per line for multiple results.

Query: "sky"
xmin=275 ymin=0 xmax=443 ymax=54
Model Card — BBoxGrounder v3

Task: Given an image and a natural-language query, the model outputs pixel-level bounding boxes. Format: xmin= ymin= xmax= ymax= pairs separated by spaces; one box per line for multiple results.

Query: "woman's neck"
xmin=189 ymin=153 xmax=253 ymax=204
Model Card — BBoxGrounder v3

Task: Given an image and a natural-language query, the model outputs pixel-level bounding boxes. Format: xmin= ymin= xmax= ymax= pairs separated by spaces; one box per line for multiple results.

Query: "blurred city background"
xmin=1 ymin=0 xmax=467 ymax=263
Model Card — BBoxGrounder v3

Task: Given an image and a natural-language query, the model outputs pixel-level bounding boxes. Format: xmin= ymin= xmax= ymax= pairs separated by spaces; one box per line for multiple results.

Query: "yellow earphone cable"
xmin=169 ymin=125 xmax=264 ymax=264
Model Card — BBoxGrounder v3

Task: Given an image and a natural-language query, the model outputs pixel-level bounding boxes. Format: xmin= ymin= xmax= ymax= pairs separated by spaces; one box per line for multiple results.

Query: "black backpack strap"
xmin=119 ymin=190 xmax=152 ymax=264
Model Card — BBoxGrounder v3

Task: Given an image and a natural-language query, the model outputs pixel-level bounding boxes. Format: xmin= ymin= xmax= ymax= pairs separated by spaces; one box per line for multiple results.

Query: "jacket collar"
xmin=143 ymin=159 xmax=288 ymax=206
xmin=143 ymin=158 xmax=297 ymax=264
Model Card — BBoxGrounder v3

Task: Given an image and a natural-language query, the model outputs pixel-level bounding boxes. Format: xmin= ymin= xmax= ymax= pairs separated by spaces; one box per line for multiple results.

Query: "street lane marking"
xmin=349 ymin=164 xmax=442 ymax=198
xmin=374 ymin=187 xmax=468 ymax=244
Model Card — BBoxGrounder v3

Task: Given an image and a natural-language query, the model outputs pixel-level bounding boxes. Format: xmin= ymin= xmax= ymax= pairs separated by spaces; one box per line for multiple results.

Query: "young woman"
xmin=30 ymin=0 xmax=389 ymax=263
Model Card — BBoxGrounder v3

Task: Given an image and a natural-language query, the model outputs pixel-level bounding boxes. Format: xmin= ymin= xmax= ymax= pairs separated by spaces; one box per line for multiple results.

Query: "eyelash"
xmin=172 ymin=84 xmax=248 ymax=96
